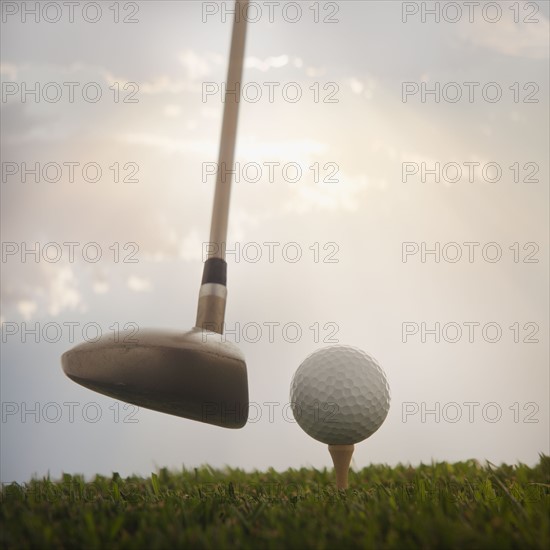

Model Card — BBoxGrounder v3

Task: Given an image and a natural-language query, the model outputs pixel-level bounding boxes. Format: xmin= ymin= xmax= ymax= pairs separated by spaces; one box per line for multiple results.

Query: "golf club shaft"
xmin=209 ymin=0 xmax=249 ymax=258
xmin=197 ymin=0 xmax=249 ymax=333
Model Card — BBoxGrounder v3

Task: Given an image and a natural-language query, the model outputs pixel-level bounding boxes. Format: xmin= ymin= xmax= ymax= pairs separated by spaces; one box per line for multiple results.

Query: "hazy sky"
xmin=1 ymin=0 xmax=549 ymax=482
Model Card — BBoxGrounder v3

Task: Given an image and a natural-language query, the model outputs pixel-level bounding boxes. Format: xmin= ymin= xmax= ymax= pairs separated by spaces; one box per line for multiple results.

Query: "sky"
xmin=1 ymin=0 xmax=549 ymax=483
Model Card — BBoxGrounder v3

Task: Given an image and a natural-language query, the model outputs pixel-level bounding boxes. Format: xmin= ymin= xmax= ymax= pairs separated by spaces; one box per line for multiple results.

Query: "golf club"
xmin=61 ymin=0 xmax=250 ymax=429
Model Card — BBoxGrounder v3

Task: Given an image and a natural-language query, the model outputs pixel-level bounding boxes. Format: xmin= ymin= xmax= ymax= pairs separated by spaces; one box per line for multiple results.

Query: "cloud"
xmin=284 ymin=171 xmax=370 ymax=213
xmin=118 ymin=132 xmax=217 ymax=156
xmin=92 ymin=281 xmax=109 ymax=294
xmin=179 ymin=50 xmax=223 ymax=81
xmin=179 ymin=229 xmax=204 ymax=261
xmin=134 ymin=76 xmax=197 ymax=95
xmin=458 ymin=3 xmax=549 ymax=59
xmin=1 ymin=263 xmax=84 ymax=321
xmin=348 ymin=76 xmax=377 ymax=99
xmin=305 ymin=66 xmax=326 ymax=78
xmin=47 ymin=266 xmax=82 ymax=316
xmin=245 ymin=55 xmax=289 ymax=72
xmin=237 ymin=137 xmax=328 ymax=162
xmin=0 ymin=62 xmax=18 ymax=80
xmin=119 ymin=133 xmax=327 ymax=164
xmin=17 ymin=300 xmax=37 ymax=321
xmin=127 ymin=276 xmax=152 ymax=293
xmin=349 ymin=78 xmax=364 ymax=95
xmin=163 ymin=104 xmax=182 ymax=117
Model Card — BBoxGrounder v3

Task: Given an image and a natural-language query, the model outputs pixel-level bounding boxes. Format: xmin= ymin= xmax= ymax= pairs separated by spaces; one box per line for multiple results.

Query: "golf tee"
xmin=328 ymin=444 xmax=355 ymax=490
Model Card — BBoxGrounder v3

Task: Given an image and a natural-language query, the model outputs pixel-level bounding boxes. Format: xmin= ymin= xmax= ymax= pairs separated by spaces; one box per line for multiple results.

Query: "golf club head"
xmin=61 ymin=328 xmax=248 ymax=428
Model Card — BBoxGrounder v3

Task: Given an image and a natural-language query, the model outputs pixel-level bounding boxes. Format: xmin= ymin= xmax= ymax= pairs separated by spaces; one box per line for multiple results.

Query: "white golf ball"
xmin=290 ymin=345 xmax=390 ymax=445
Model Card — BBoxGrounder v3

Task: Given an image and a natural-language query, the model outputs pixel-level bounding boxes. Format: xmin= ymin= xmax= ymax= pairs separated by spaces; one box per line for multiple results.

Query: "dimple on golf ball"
xmin=290 ymin=345 xmax=390 ymax=445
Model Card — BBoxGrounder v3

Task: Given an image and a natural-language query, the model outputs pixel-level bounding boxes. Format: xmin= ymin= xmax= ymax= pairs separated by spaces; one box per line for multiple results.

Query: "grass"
xmin=1 ymin=455 xmax=548 ymax=549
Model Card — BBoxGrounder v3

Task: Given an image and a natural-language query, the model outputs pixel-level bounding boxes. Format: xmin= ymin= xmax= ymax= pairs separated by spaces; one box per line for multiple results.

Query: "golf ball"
xmin=290 ymin=345 xmax=390 ymax=445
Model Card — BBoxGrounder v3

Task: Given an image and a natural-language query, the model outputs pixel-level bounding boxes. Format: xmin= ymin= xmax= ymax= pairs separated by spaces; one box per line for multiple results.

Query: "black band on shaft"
xmin=201 ymin=258 xmax=227 ymax=286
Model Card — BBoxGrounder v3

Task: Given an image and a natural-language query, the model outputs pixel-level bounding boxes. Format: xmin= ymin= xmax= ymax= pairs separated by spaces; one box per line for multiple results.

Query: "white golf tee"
xmin=328 ymin=444 xmax=355 ymax=490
